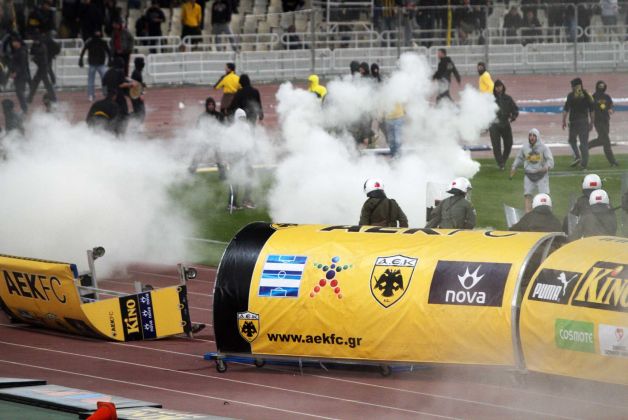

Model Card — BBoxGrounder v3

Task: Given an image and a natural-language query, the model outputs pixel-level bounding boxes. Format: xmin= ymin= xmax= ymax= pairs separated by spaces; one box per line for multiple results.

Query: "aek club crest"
xmin=237 ymin=311 xmax=260 ymax=343
xmin=370 ymin=255 xmax=418 ymax=308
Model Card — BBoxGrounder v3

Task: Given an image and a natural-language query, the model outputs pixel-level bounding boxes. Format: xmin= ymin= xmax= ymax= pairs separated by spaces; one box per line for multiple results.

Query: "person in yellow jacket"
xmin=181 ymin=0 xmax=202 ymax=45
xmin=308 ymin=74 xmax=327 ymax=101
xmin=213 ymin=62 xmax=241 ymax=115
xmin=477 ymin=62 xmax=494 ymax=94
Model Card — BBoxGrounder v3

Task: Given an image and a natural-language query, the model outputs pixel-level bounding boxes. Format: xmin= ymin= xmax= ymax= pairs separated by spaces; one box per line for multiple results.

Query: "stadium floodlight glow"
xmin=92 ymin=246 xmax=106 ymax=260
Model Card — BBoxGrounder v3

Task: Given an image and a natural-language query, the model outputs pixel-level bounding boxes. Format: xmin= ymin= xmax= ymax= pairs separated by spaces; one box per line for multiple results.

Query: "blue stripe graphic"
xmin=266 ymin=255 xmax=308 ymax=264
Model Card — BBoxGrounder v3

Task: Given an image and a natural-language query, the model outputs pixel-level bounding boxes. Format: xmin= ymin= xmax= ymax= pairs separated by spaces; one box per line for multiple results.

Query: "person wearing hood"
xmin=102 ymin=57 xmax=133 ymax=121
xmin=79 ymin=30 xmax=111 ymax=101
xmin=86 ymin=92 xmax=121 ymax=135
xmin=358 ymin=62 xmax=370 ymax=77
xmin=426 ymin=177 xmax=476 ymax=229
xmin=510 ymin=128 xmax=554 ymax=213
xmin=489 ymin=79 xmax=519 ymax=170
xmin=568 ymin=189 xmax=617 ymax=241
xmin=477 ymin=62 xmax=494 ymax=94
xmin=371 ymin=63 xmax=381 ymax=83
xmin=510 ymin=193 xmax=562 ymax=232
xmin=349 ymin=61 xmax=359 ymax=76
xmin=199 ymin=96 xmax=224 ymax=123
xmin=2 ymin=99 xmax=24 ymax=135
xmin=228 ymin=74 xmax=263 ymax=124
xmin=432 ymin=48 xmax=461 ymax=103
xmin=307 ymin=74 xmax=327 ymax=100
xmin=359 ymin=178 xmax=408 ymax=227
xmin=562 ymin=77 xmax=595 ymax=169
xmin=588 ymin=80 xmax=618 ymax=167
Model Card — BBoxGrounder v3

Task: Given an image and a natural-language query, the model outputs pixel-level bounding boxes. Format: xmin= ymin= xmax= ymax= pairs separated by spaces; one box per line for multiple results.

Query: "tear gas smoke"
xmin=269 ymin=52 xmax=497 ymax=226
xmin=0 ymin=113 xmax=193 ymax=274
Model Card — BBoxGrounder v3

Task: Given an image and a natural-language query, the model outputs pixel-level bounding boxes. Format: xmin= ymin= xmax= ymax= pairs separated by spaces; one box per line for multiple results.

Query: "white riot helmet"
xmin=589 ymin=189 xmax=610 ymax=206
xmin=532 ymin=193 xmax=552 ymax=208
xmin=364 ymin=178 xmax=385 ymax=194
xmin=234 ymin=108 xmax=247 ymax=121
xmin=447 ymin=177 xmax=472 ymax=194
xmin=582 ymin=174 xmax=602 ymax=190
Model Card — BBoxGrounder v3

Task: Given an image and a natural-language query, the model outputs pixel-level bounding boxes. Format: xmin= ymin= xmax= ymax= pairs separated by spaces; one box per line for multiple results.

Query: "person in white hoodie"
xmin=510 ymin=128 xmax=555 ymax=213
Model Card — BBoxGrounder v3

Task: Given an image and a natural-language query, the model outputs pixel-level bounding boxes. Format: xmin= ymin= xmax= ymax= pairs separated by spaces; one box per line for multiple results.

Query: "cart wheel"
xmin=254 ymin=359 xmax=265 ymax=368
xmin=379 ymin=365 xmax=392 ymax=377
xmin=216 ymin=359 xmax=227 ymax=373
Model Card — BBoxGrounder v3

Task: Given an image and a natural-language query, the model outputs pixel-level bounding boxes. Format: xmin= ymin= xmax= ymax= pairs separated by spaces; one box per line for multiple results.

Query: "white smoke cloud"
xmin=0 ymin=113 xmax=193 ymax=273
xmin=269 ymin=52 xmax=497 ymax=226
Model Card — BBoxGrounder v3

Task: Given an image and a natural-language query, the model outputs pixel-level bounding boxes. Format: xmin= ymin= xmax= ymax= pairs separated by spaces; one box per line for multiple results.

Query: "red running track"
xmin=1 ymin=264 xmax=627 ymax=419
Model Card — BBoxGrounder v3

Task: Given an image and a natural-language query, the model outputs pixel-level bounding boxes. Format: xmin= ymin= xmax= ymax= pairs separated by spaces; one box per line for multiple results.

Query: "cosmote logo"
xmin=309 ymin=256 xmax=353 ymax=299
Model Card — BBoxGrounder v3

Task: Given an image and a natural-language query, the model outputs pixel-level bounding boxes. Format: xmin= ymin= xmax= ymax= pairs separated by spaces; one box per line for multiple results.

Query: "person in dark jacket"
xmin=570 ymin=173 xmax=602 ymax=218
xmin=359 ymin=178 xmax=408 ymax=227
xmin=199 ymin=96 xmax=224 ymax=123
xmin=350 ymin=60 xmax=359 ymax=76
xmin=562 ymin=77 xmax=595 ymax=169
xmin=426 ymin=177 xmax=476 ymax=229
xmin=2 ymin=99 xmax=24 ymax=134
xmin=8 ymin=36 xmax=29 ymax=113
xmin=432 ymin=48 xmax=461 ymax=103
xmin=371 ymin=63 xmax=381 ymax=83
xmin=569 ymin=189 xmax=617 ymax=241
xmin=227 ymin=74 xmax=263 ymax=124
xmin=145 ymin=0 xmax=166 ymax=53
xmin=86 ymin=92 xmax=121 ymax=134
xmin=79 ymin=0 xmax=104 ymax=41
xmin=27 ymin=32 xmax=56 ymax=105
xmin=109 ymin=19 xmax=134 ymax=76
xmin=588 ymin=80 xmax=618 ymax=167
xmin=489 ymin=79 xmax=519 ymax=170
xmin=130 ymin=56 xmax=146 ymax=120
xmin=510 ymin=193 xmax=562 ymax=232
xmin=102 ymin=57 xmax=132 ymax=123
xmin=79 ymin=30 xmax=111 ymax=101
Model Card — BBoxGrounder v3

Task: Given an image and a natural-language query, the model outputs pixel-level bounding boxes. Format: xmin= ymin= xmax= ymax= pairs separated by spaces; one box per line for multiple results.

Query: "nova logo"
xmin=428 ymin=261 xmax=511 ymax=307
xmin=529 ymin=269 xmax=581 ymax=305
xmin=572 ymin=262 xmax=627 ymax=313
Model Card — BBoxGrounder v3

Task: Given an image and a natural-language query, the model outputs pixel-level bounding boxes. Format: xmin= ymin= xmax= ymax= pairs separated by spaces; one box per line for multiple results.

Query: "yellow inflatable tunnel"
xmin=214 ymin=223 xmax=563 ymax=366
xmin=520 ymin=236 xmax=628 ymax=385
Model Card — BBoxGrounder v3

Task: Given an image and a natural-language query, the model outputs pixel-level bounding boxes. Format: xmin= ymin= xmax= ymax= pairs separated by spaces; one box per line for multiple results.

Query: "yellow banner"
xmin=82 ymin=286 xmax=189 ymax=341
xmin=0 ymin=254 xmax=101 ymax=337
xmin=0 ymin=254 xmax=192 ymax=341
xmin=243 ymin=225 xmax=554 ymax=365
xmin=520 ymin=237 xmax=628 ymax=385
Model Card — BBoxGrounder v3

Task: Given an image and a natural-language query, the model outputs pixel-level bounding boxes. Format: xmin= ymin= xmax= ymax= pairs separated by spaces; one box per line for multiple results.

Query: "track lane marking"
xmin=0 ymin=359 xmax=337 ymax=419
xmin=0 ymin=340 xmax=458 ymax=419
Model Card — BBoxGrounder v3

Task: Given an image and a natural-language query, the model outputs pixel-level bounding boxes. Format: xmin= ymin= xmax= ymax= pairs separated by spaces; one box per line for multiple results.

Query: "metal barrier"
xmin=134 ymin=35 xmax=182 ymax=54
xmin=182 ymin=34 xmax=280 ymax=52
xmin=284 ymin=30 xmax=381 ymax=49
xmin=239 ymin=49 xmax=333 ymax=80
xmin=146 ymin=51 xmax=234 ymax=84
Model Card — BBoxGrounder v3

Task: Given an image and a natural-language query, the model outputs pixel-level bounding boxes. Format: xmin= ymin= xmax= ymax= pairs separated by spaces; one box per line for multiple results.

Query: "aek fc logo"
xmin=237 ymin=311 xmax=260 ymax=343
xmin=370 ymin=255 xmax=417 ymax=308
